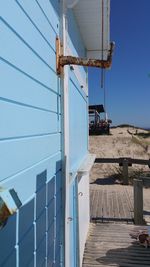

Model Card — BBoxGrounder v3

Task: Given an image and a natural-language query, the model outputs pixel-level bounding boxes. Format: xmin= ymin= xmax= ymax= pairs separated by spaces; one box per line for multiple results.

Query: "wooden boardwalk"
xmin=90 ymin=185 xmax=134 ymax=222
xmin=83 ymin=223 xmax=150 ymax=267
xmin=83 ymin=176 xmax=150 ymax=266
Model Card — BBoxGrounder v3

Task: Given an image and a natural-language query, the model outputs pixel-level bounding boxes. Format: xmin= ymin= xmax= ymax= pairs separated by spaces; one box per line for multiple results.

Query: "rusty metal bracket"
xmin=56 ymin=37 xmax=64 ymax=76
xmin=0 ymin=188 xmax=22 ymax=228
xmin=56 ymin=37 xmax=115 ymax=75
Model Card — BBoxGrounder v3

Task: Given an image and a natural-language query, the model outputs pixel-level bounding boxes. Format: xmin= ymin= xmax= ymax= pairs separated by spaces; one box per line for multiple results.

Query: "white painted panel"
xmin=78 ymin=173 xmax=90 ymax=266
xmin=66 ymin=46 xmax=87 ymax=95
xmin=87 ymin=49 xmax=109 ymax=60
xmin=73 ymin=0 xmax=110 ymax=60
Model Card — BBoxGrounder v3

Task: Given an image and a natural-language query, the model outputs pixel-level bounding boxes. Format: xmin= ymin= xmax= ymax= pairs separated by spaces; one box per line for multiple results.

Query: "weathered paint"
xmin=59 ymin=52 xmax=113 ymax=68
xmin=56 ymin=38 xmax=114 ymax=75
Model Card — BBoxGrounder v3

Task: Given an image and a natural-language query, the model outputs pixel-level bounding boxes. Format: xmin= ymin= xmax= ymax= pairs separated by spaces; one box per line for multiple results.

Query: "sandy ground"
xmin=89 ymin=126 xmax=150 ymax=183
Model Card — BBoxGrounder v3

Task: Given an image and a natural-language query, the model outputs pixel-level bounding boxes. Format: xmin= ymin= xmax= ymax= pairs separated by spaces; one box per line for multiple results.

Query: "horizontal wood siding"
xmin=0 ymin=1 xmax=62 ymax=267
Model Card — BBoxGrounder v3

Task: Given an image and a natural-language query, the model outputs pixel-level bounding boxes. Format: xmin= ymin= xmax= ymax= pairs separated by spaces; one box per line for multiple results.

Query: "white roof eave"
xmin=72 ymin=0 xmax=111 ymax=60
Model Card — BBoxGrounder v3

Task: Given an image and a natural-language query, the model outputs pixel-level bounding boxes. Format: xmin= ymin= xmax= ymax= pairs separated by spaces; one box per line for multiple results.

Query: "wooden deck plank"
xmin=91 ymin=190 xmax=97 ymax=217
xmin=103 ymin=189 xmax=108 ymax=218
xmin=97 ymin=189 xmax=103 ymax=218
xmin=94 ymin=190 xmax=99 ymax=218
xmin=90 ymin=186 xmax=134 ymax=222
xmin=90 ymin=190 xmax=94 ymax=213
xmin=82 ymin=223 xmax=150 ymax=267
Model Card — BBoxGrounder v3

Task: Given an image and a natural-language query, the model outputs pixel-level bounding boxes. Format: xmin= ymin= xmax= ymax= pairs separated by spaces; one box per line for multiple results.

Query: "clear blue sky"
xmin=89 ymin=0 xmax=150 ymax=128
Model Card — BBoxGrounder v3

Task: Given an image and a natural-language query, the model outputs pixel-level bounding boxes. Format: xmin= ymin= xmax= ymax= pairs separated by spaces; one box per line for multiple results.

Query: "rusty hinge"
xmin=56 ymin=37 xmax=115 ymax=75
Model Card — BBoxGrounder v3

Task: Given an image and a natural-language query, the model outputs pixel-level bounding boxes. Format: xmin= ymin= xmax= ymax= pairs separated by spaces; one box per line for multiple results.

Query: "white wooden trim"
xmin=69 ymin=154 xmax=96 ymax=182
xmin=77 ymin=154 xmax=96 ymax=176
xmin=62 ymin=2 xmax=90 ymax=266
xmin=61 ymin=2 xmax=70 ymax=267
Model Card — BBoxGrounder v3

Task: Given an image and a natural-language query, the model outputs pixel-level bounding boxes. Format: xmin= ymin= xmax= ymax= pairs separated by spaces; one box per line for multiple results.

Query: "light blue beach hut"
xmin=0 ymin=0 xmax=111 ymax=266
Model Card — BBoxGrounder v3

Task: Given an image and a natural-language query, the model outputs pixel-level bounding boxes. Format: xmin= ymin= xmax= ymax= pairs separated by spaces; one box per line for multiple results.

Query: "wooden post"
xmin=133 ymin=179 xmax=143 ymax=225
xmin=122 ymin=159 xmax=129 ymax=185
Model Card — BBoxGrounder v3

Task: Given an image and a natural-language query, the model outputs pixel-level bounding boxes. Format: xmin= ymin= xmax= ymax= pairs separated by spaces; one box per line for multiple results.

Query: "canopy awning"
xmin=72 ymin=0 xmax=110 ymax=60
xmin=89 ymin=105 xmax=105 ymax=113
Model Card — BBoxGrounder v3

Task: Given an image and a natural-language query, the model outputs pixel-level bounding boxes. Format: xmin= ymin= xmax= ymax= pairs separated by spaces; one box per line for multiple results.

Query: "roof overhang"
xmin=70 ymin=0 xmax=111 ymax=60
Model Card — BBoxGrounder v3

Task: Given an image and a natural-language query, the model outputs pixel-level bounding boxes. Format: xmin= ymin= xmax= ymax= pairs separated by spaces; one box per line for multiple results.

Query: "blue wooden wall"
xmin=0 ymin=2 xmax=89 ymax=267
xmin=0 ymin=1 xmax=62 ymax=266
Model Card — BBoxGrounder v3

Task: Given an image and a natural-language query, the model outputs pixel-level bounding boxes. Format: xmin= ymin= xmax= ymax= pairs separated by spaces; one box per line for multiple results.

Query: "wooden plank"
xmin=108 ymin=191 xmax=113 ymax=218
xmin=83 ymin=224 xmax=150 ymax=267
xmin=131 ymin=158 xmax=150 ymax=166
xmin=122 ymin=159 xmax=129 ymax=185
xmin=134 ymin=179 xmax=144 ymax=225
xmin=96 ymin=189 xmax=103 ymax=218
xmin=92 ymin=191 xmax=98 ymax=218
xmin=95 ymin=190 xmax=100 ymax=218
xmin=90 ymin=190 xmax=93 ymax=214
xmin=90 ymin=186 xmax=134 ymax=222
xmin=95 ymin=157 xmax=150 ymax=166
xmin=124 ymin=188 xmax=134 ymax=218
xmin=0 ymin=101 xmax=59 ymax=139
xmin=112 ymin=191 xmax=116 ymax=218
xmin=90 ymin=190 xmax=96 ymax=217
xmin=102 ymin=189 xmax=108 ymax=218
xmin=122 ymin=190 xmax=131 ymax=219
xmin=0 ymin=20 xmax=57 ymax=90
xmin=0 ymin=133 xmax=61 ymax=182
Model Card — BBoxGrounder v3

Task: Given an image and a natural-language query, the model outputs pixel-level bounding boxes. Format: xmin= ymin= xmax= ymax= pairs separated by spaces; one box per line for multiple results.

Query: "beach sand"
xmin=89 ymin=126 xmax=150 ymax=183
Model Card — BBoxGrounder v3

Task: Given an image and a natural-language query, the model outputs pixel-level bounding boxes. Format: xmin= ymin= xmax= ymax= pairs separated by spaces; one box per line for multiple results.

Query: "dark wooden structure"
xmin=95 ymin=157 xmax=150 ymax=185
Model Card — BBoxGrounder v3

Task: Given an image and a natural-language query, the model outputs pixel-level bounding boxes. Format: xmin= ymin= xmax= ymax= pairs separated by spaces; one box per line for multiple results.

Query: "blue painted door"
xmin=0 ymin=1 xmax=63 ymax=267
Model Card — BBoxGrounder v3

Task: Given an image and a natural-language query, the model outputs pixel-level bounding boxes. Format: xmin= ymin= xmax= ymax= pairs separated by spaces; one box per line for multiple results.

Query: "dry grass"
xmin=132 ymin=135 xmax=150 ymax=148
